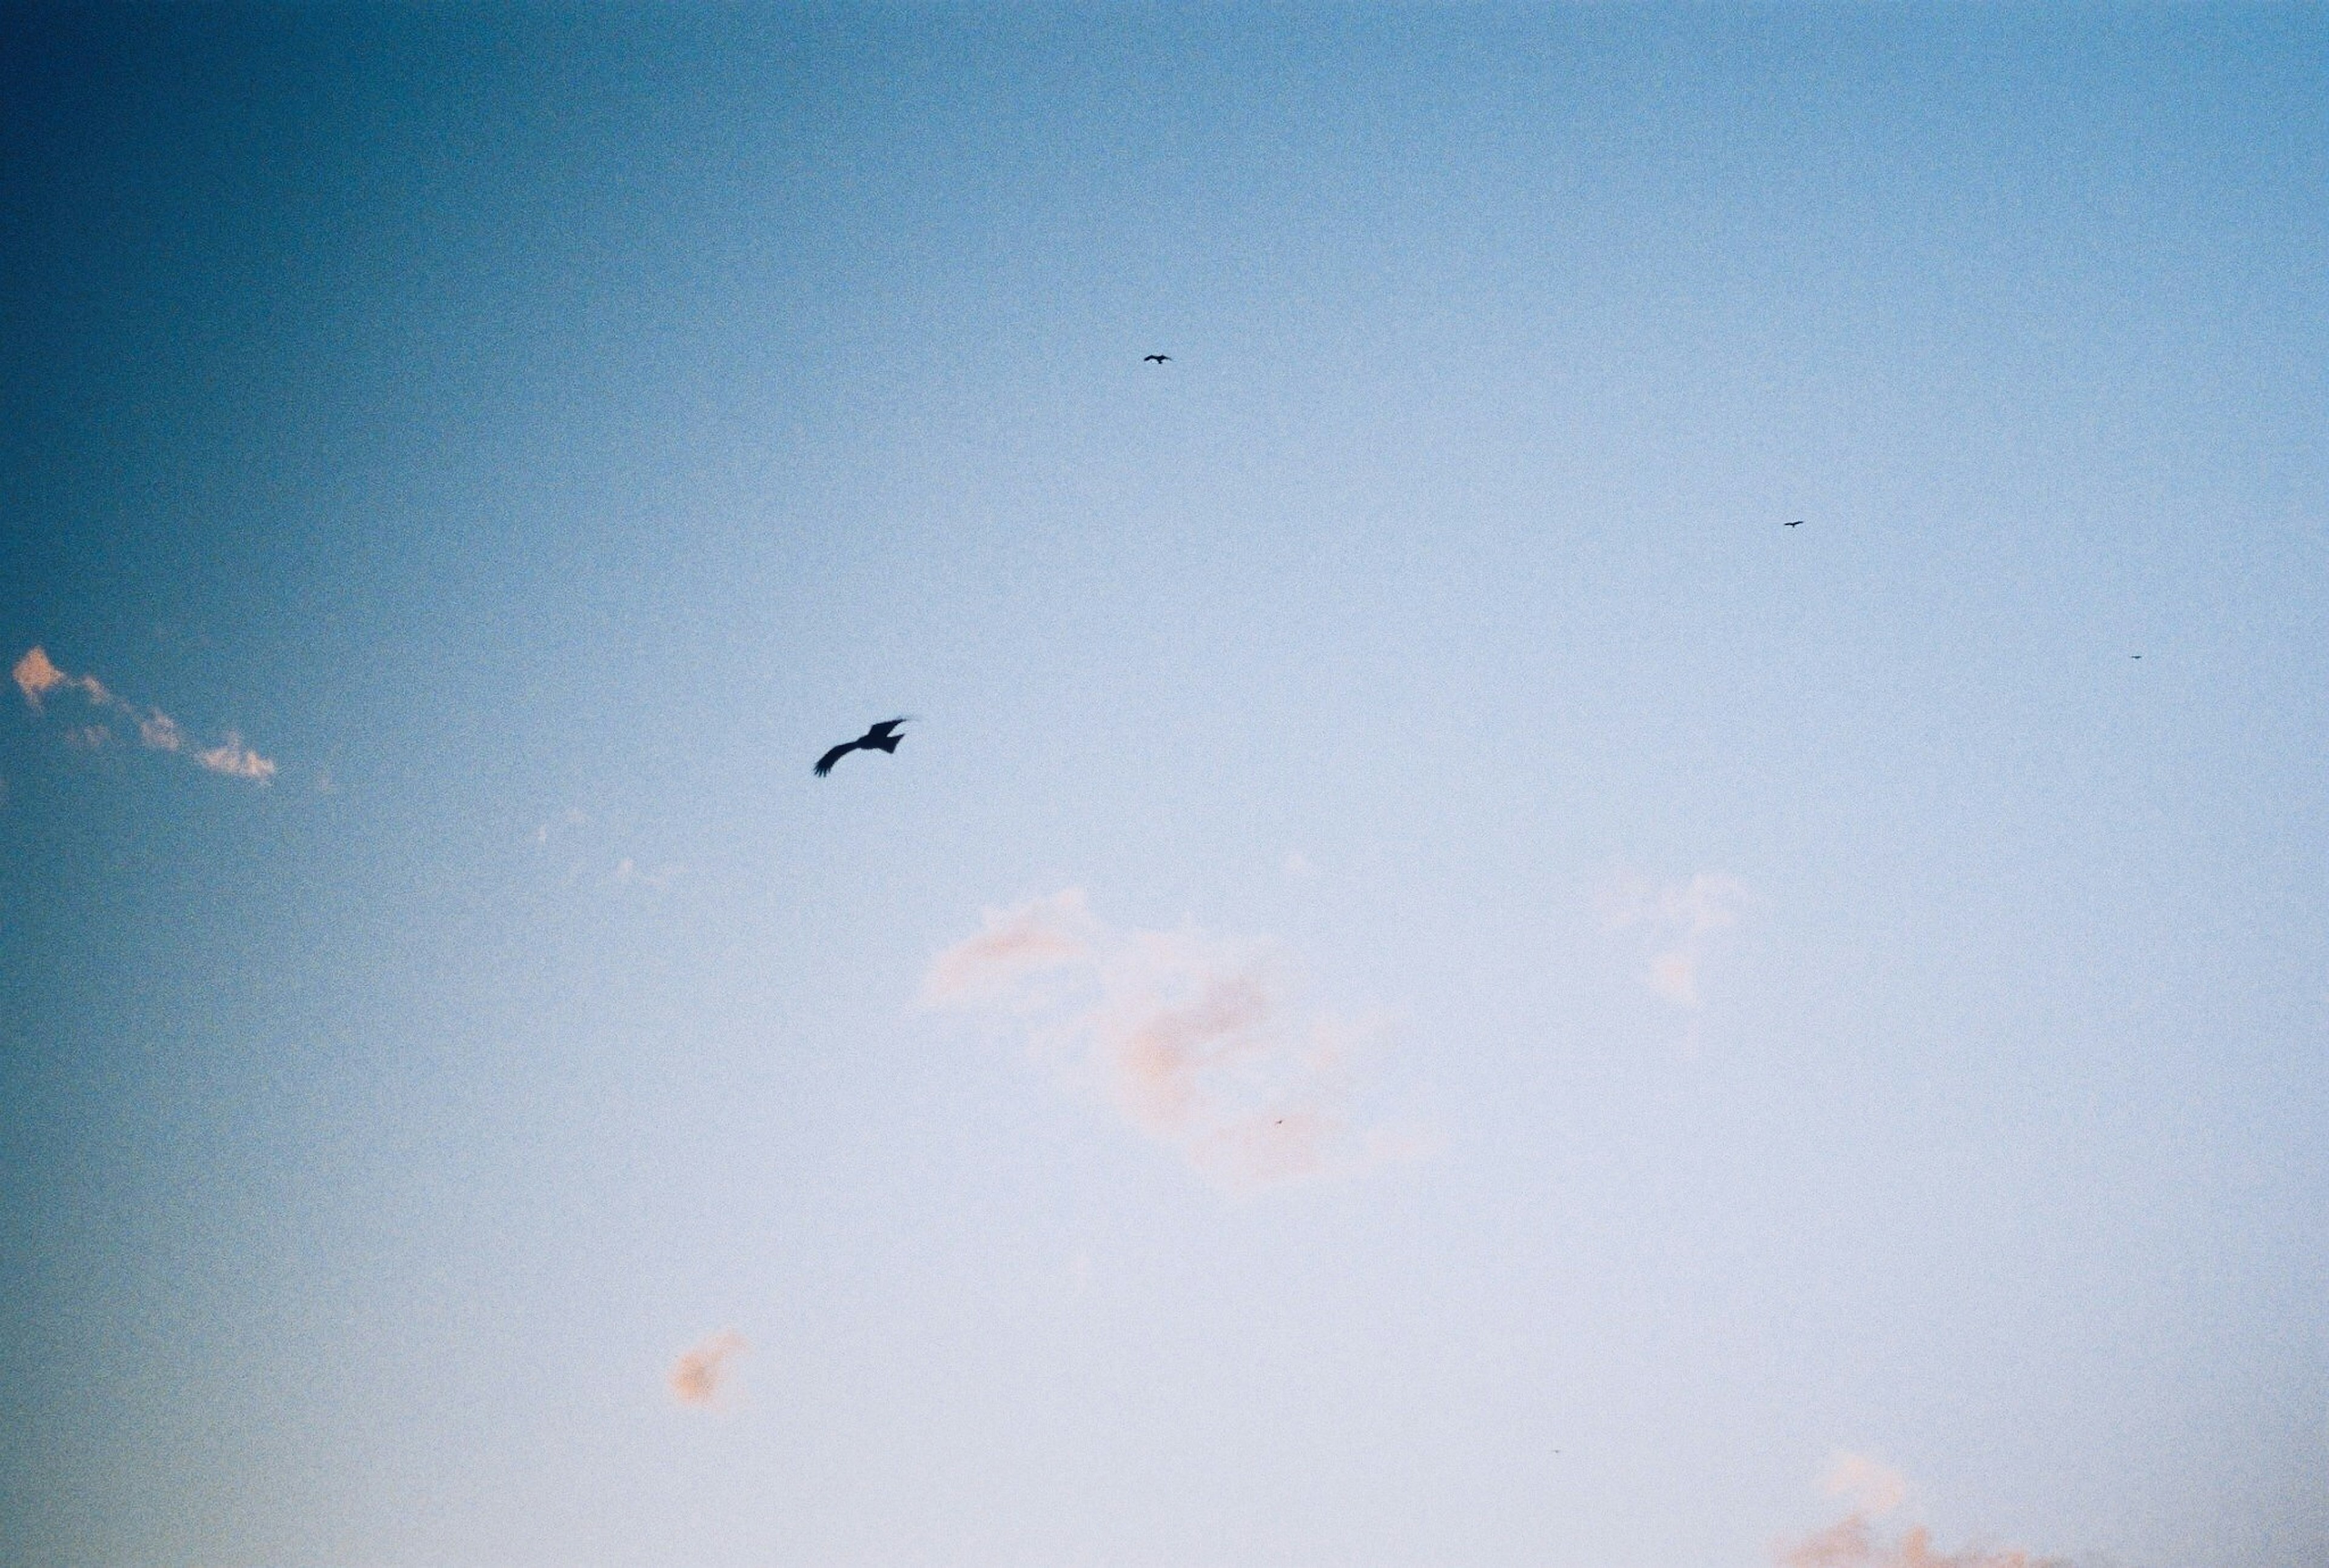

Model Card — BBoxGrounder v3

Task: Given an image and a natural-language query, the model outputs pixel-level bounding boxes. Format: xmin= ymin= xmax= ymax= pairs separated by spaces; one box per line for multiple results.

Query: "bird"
xmin=815 ymin=717 xmax=912 ymax=777
xmin=1144 ymin=353 xmax=1171 ymax=364
xmin=1785 ymin=519 xmax=1803 ymax=528
xmin=2131 ymin=654 xmax=2142 ymax=660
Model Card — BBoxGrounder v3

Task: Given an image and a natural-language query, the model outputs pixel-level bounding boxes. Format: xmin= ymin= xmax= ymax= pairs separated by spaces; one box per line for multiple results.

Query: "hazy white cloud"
xmin=1822 ymin=1451 xmax=1909 ymax=1518
xmin=1780 ymin=1459 xmax=2063 ymax=1568
xmin=668 ymin=1330 xmax=747 ymax=1407
xmin=926 ymin=890 xmax=1413 ymax=1193
xmin=13 ymin=646 xmax=275 ymax=785
xmin=196 ymin=734 xmax=276 ymax=782
xmin=1603 ymin=869 xmax=1746 ymax=1009
xmin=531 ymin=811 xmax=678 ymax=889
xmin=923 ymin=888 xmax=1095 ymax=1005
xmin=138 ymin=709 xmax=184 ymax=751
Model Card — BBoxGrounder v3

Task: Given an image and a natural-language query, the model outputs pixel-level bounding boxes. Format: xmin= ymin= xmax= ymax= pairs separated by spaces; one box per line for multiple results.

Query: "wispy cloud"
xmin=1780 ymin=1457 xmax=2063 ymax=1568
xmin=531 ymin=809 xmax=683 ymax=890
xmin=1602 ymin=869 xmax=1746 ymax=1010
xmin=13 ymin=646 xmax=275 ymax=784
xmin=925 ymin=890 xmax=1413 ymax=1194
xmin=1780 ymin=1517 xmax=2062 ymax=1568
xmin=13 ymin=646 xmax=107 ymax=709
xmin=1821 ymin=1451 xmax=1911 ymax=1519
xmin=668 ymin=1330 xmax=747 ymax=1407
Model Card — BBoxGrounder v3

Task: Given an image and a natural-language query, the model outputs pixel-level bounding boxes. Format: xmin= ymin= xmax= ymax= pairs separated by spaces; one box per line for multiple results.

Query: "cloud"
xmin=1780 ymin=1517 xmax=2062 ymax=1568
xmin=14 ymin=646 xmax=104 ymax=709
xmin=1604 ymin=869 xmax=1746 ymax=1010
xmin=668 ymin=1330 xmax=747 ymax=1407
xmin=196 ymin=734 xmax=276 ymax=782
xmin=1822 ymin=1451 xmax=1910 ymax=1518
xmin=923 ymin=888 xmax=1095 ymax=1004
xmin=1780 ymin=1459 xmax=2063 ymax=1568
xmin=13 ymin=646 xmax=275 ymax=785
xmin=926 ymin=891 xmax=1413 ymax=1193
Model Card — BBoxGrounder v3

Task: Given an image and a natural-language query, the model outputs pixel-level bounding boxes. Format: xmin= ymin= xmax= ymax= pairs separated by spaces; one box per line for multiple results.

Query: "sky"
xmin=1 ymin=4 xmax=2324 ymax=1565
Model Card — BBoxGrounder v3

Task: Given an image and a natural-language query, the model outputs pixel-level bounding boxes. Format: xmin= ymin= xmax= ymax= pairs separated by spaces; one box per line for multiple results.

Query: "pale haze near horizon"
xmin=1 ymin=6 xmax=2323 ymax=1567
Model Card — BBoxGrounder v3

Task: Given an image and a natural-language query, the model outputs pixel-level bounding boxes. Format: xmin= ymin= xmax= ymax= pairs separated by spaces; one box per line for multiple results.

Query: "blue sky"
xmin=2 ymin=5 xmax=2324 ymax=1566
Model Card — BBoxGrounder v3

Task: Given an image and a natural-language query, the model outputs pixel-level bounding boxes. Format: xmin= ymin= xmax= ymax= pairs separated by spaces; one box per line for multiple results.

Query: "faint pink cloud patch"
xmin=1821 ymin=1451 xmax=1909 ymax=1518
xmin=921 ymin=888 xmax=1094 ymax=1005
xmin=197 ymin=734 xmax=276 ymax=782
xmin=13 ymin=646 xmax=275 ymax=785
xmin=1778 ymin=1456 xmax=2063 ymax=1568
xmin=1603 ymin=869 xmax=1747 ymax=1012
xmin=926 ymin=891 xmax=1414 ymax=1193
xmin=669 ymin=1330 xmax=747 ymax=1407
xmin=1780 ymin=1517 xmax=2060 ymax=1568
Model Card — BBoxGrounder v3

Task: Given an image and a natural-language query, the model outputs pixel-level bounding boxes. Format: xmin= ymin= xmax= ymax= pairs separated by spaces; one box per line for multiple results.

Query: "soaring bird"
xmin=1144 ymin=353 xmax=1171 ymax=364
xmin=815 ymin=717 xmax=912 ymax=777
xmin=1785 ymin=519 xmax=1803 ymax=527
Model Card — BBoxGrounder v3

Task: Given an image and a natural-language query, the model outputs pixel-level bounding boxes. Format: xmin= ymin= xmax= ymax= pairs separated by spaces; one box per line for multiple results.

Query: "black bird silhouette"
xmin=1144 ymin=353 xmax=1171 ymax=364
xmin=1786 ymin=519 xmax=1803 ymax=527
xmin=815 ymin=717 xmax=912 ymax=777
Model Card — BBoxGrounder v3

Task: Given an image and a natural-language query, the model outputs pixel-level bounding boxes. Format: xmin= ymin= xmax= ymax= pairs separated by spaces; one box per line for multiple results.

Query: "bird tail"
xmin=871 ymin=735 xmax=901 ymax=754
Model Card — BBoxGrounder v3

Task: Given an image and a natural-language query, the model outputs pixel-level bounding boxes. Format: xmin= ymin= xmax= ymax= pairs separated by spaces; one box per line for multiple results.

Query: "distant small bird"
xmin=815 ymin=717 xmax=912 ymax=777
xmin=1786 ymin=519 xmax=1803 ymax=528
xmin=2131 ymin=654 xmax=2142 ymax=660
xmin=1144 ymin=353 xmax=1171 ymax=364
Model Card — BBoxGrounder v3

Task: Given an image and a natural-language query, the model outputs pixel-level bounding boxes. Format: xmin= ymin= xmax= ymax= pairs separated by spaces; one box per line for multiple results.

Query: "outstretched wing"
xmin=864 ymin=716 xmax=912 ymax=739
xmin=814 ymin=741 xmax=856 ymax=776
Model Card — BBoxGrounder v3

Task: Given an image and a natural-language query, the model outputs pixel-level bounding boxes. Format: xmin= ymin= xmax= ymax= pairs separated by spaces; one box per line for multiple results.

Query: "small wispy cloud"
xmin=1602 ymin=868 xmax=1746 ymax=1010
xmin=13 ymin=645 xmax=107 ymax=709
xmin=531 ymin=809 xmax=683 ymax=890
xmin=925 ymin=890 xmax=1414 ymax=1194
xmin=1779 ymin=1456 xmax=2063 ymax=1568
xmin=1821 ymin=1451 xmax=1911 ymax=1519
xmin=668 ymin=1330 xmax=747 ymax=1407
xmin=923 ymin=888 xmax=1093 ymax=1005
xmin=13 ymin=646 xmax=275 ymax=784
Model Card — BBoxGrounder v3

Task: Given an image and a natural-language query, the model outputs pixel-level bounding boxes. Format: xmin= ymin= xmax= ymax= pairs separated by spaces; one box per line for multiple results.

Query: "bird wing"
xmin=865 ymin=716 xmax=911 ymax=738
xmin=814 ymin=741 xmax=856 ymax=776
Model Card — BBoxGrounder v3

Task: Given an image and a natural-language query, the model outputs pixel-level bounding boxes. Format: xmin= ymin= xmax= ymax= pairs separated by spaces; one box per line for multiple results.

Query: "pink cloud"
xmin=12 ymin=646 xmax=275 ymax=785
xmin=926 ymin=891 xmax=1412 ymax=1193
xmin=1604 ymin=869 xmax=1747 ymax=1012
xmin=1780 ymin=1516 xmax=2061 ymax=1568
xmin=1780 ymin=1458 xmax=2063 ymax=1568
xmin=1821 ymin=1451 xmax=1909 ymax=1518
xmin=195 ymin=734 xmax=276 ymax=782
xmin=921 ymin=888 xmax=1094 ymax=1003
xmin=13 ymin=646 xmax=103 ymax=709
xmin=138 ymin=710 xmax=184 ymax=752
xmin=668 ymin=1330 xmax=747 ymax=1407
